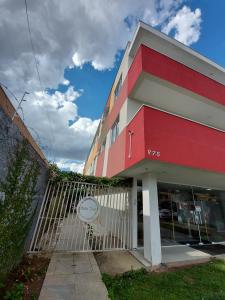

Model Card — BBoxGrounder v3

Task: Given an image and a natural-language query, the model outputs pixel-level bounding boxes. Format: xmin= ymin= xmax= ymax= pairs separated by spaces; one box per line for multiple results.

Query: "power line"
xmin=12 ymin=91 xmax=29 ymax=121
xmin=24 ymin=0 xmax=42 ymax=89
xmin=24 ymin=0 xmax=56 ymax=162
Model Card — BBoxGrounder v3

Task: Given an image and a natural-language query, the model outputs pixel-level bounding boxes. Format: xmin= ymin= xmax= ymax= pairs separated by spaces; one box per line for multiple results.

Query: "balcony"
xmin=120 ymin=105 xmax=225 ymax=190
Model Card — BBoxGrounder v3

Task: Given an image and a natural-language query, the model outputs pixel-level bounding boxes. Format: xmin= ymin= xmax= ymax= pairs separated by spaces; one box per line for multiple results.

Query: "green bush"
xmin=4 ymin=282 xmax=24 ymax=300
xmin=0 ymin=141 xmax=40 ymax=281
xmin=49 ymin=163 xmax=132 ymax=187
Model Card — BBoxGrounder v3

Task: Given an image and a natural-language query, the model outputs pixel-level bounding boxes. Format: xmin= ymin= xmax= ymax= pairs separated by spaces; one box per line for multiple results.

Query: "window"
xmin=101 ymin=139 xmax=106 ymax=152
xmin=90 ymin=156 xmax=97 ymax=175
xmin=103 ymin=106 xmax=109 ymax=120
xmin=111 ymin=117 xmax=119 ymax=145
xmin=114 ymin=74 xmax=122 ymax=99
xmin=90 ymin=161 xmax=94 ymax=175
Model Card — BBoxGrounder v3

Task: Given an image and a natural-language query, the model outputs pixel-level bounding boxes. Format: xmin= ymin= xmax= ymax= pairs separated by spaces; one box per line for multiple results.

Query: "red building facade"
xmin=84 ymin=23 xmax=225 ymax=265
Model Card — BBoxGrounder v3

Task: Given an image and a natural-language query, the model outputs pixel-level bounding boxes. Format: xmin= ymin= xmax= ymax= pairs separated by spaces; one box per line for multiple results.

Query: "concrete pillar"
xmin=131 ymin=178 xmax=138 ymax=249
xmin=142 ymin=173 xmax=161 ymax=266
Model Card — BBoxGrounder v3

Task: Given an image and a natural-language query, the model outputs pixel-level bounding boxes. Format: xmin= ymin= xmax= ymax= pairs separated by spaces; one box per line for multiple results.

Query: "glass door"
xmin=158 ymin=183 xmax=206 ymax=246
xmin=138 ymin=181 xmax=225 ymax=248
xmin=137 ymin=184 xmax=144 ymax=247
xmin=192 ymin=187 xmax=225 ymax=243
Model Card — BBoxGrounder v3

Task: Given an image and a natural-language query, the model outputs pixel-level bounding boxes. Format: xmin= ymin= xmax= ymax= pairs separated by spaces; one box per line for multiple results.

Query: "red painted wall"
xmin=142 ymin=45 xmax=225 ymax=107
xmin=144 ymin=107 xmax=225 ymax=174
xmin=100 ymin=44 xmax=225 ymax=177
xmin=125 ymin=106 xmax=225 ymax=174
xmin=106 ymin=129 xmax=126 ymax=178
xmin=125 ymin=108 xmax=146 ymax=169
xmin=95 ymin=150 xmax=105 ymax=177
xmin=108 ymin=106 xmax=225 ymax=176
xmin=104 ymin=44 xmax=225 ymax=147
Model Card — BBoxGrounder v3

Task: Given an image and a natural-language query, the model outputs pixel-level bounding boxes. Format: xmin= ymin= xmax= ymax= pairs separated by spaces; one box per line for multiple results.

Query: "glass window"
xmin=114 ymin=75 xmax=122 ymax=98
xmin=111 ymin=117 xmax=119 ymax=145
xmin=103 ymin=106 xmax=109 ymax=120
xmin=157 ymin=182 xmax=225 ymax=246
xmin=192 ymin=187 xmax=225 ymax=243
xmin=101 ymin=139 xmax=106 ymax=152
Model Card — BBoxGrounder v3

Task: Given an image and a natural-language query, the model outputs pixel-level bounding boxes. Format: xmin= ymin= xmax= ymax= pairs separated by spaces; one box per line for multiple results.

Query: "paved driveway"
xmin=39 ymin=252 xmax=109 ymax=300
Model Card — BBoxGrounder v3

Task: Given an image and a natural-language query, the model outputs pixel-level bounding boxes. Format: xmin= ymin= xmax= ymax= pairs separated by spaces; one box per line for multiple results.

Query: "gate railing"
xmin=29 ymin=181 xmax=132 ymax=253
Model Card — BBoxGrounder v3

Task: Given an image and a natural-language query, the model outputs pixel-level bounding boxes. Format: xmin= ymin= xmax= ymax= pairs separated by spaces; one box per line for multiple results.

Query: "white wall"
xmin=119 ymin=100 xmax=128 ymax=133
xmin=127 ymin=97 xmax=143 ymax=124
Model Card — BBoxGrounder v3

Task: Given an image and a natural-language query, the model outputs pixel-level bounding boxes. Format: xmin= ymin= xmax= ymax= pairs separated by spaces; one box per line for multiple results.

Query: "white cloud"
xmin=162 ymin=6 xmax=202 ymax=46
xmin=72 ymin=53 xmax=86 ymax=69
xmin=0 ymin=0 xmax=202 ymax=169
xmin=56 ymin=159 xmax=85 ymax=173
xmin=0 ymin=1 xmax=202 ymax=94
xmin=63 ymin=79 xmax=70 ymax=86
xmin=21 ymin=87 xmax=99 ymax=162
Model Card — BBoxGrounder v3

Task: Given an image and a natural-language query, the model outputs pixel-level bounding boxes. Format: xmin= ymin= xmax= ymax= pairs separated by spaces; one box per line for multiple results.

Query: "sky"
xmin=0 ymin=0 xmax=225 ymax=173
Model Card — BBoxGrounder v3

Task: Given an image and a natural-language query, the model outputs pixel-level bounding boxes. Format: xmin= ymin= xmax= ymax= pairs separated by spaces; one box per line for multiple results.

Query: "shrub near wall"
xmin=0 ymin=141 xmax=40 ymax=281
xmin=49 ymin=163 xmax=132 ymax=187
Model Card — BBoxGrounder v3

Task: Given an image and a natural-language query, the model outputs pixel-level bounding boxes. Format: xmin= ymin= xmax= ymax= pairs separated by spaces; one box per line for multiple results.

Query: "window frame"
xmin=111 ymin=117 xmax=119 ymax=145
xmin=114 ymin=74 xmax=122 ymax=99
xmin=101 ymin=138 xmax=106 ymax=152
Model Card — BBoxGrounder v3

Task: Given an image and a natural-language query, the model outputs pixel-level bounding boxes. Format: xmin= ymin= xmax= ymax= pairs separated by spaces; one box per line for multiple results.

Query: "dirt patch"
xmin=0 ymin=254 xmax=50 ymax=300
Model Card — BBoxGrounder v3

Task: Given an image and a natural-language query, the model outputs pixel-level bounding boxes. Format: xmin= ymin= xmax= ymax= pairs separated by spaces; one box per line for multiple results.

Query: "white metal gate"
xmin=29 ymin=181 xmax=131 ymax=253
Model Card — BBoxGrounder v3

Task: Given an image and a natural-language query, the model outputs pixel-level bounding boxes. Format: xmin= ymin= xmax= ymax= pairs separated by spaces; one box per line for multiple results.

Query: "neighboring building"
xmin=0 ymin=86 xmax=49 ymax=249
xmin=84 ymin=22 xmax=225 ymax=265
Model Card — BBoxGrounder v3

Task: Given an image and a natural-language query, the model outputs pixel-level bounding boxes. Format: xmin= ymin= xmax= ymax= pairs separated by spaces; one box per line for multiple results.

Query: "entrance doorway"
xmin=158 ymin=183 xmax=225 ymax=246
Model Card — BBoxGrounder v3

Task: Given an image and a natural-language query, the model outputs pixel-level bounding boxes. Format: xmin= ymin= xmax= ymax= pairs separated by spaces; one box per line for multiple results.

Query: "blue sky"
xmin=1 ymin=0 xmax=225 ymax=172
xmin=64 ymin=60 xmax=121 ymax=120
xmin=188 ymin=0 xmax=225 ymax=67
xmin=50 ymin=52 xmax=124 ymax=120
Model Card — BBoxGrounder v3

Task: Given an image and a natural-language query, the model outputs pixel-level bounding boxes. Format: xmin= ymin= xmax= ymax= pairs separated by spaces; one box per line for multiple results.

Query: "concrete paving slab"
xmin=162 ymin=245 xmax=211 ymax=264
xmin=132 ymin=245 xmax=212 ymax=268
xmin=54 ymin=262 xmax=75 ymax=275
xmin=43 ymin=274 xmax=76 ymax=287
xmin=75 ymin=280 xmax=108 ymax=300
xmin=74 ymin=263 xmax=93 ymax=273
xmin=46 ymin=261 xmax=56 ymax=275
xmin=39 ymin=252 xmax=109 ymax=300
xmin=214 ymin=253 xmax=225 ymax=260
xmin=95 ymin=251 xmax=144 ymax=276
xmin=130 ymin=249 xmax=151 ymax=267
xmin=40 ymin=284 xmax=75 ymax=300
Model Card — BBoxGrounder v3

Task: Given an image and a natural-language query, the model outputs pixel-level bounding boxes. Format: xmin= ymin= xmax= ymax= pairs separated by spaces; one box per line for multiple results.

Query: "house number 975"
xmin=148 ymin=149 xmax=160 ymax=157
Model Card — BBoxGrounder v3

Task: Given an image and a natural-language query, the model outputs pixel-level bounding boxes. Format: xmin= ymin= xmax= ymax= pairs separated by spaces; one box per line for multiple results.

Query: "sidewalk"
xmin=39 ymin=252 xmax=109 ymax=300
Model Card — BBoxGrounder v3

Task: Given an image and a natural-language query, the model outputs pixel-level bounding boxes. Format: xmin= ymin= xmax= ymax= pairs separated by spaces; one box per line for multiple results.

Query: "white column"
xmin=142 ymin=173 xmax=161 ymax=266
xmin=131 ymin=178 xmax=138 ymax=249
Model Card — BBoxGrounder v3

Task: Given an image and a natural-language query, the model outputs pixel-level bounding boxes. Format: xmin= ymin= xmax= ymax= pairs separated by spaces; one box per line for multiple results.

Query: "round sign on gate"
xmin=77 ymin=196 xmax=100 ymax=222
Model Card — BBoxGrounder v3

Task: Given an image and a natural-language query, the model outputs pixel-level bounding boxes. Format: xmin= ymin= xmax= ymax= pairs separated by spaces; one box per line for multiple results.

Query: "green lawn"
xmin=102 ymin=260 xmax=225 ymax=300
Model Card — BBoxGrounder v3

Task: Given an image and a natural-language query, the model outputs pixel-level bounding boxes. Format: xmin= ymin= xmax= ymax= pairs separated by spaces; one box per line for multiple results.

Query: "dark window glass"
xmin=114 ymin=75 xmax=122 ymax=98
xmin=111 ymin=118 xmax=119 ymax=145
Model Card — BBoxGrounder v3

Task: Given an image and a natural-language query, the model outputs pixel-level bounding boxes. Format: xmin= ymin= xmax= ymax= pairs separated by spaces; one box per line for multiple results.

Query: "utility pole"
xmin=11 ymin=91 xmax=29 ymax=121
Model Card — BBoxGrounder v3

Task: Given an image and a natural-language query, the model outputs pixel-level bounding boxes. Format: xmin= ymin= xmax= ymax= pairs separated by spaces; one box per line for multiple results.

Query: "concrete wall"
xmin=127 ymin=97 xmax=143 ymax=124
xmin=0 ymin=100 xmax=49 ymax=251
